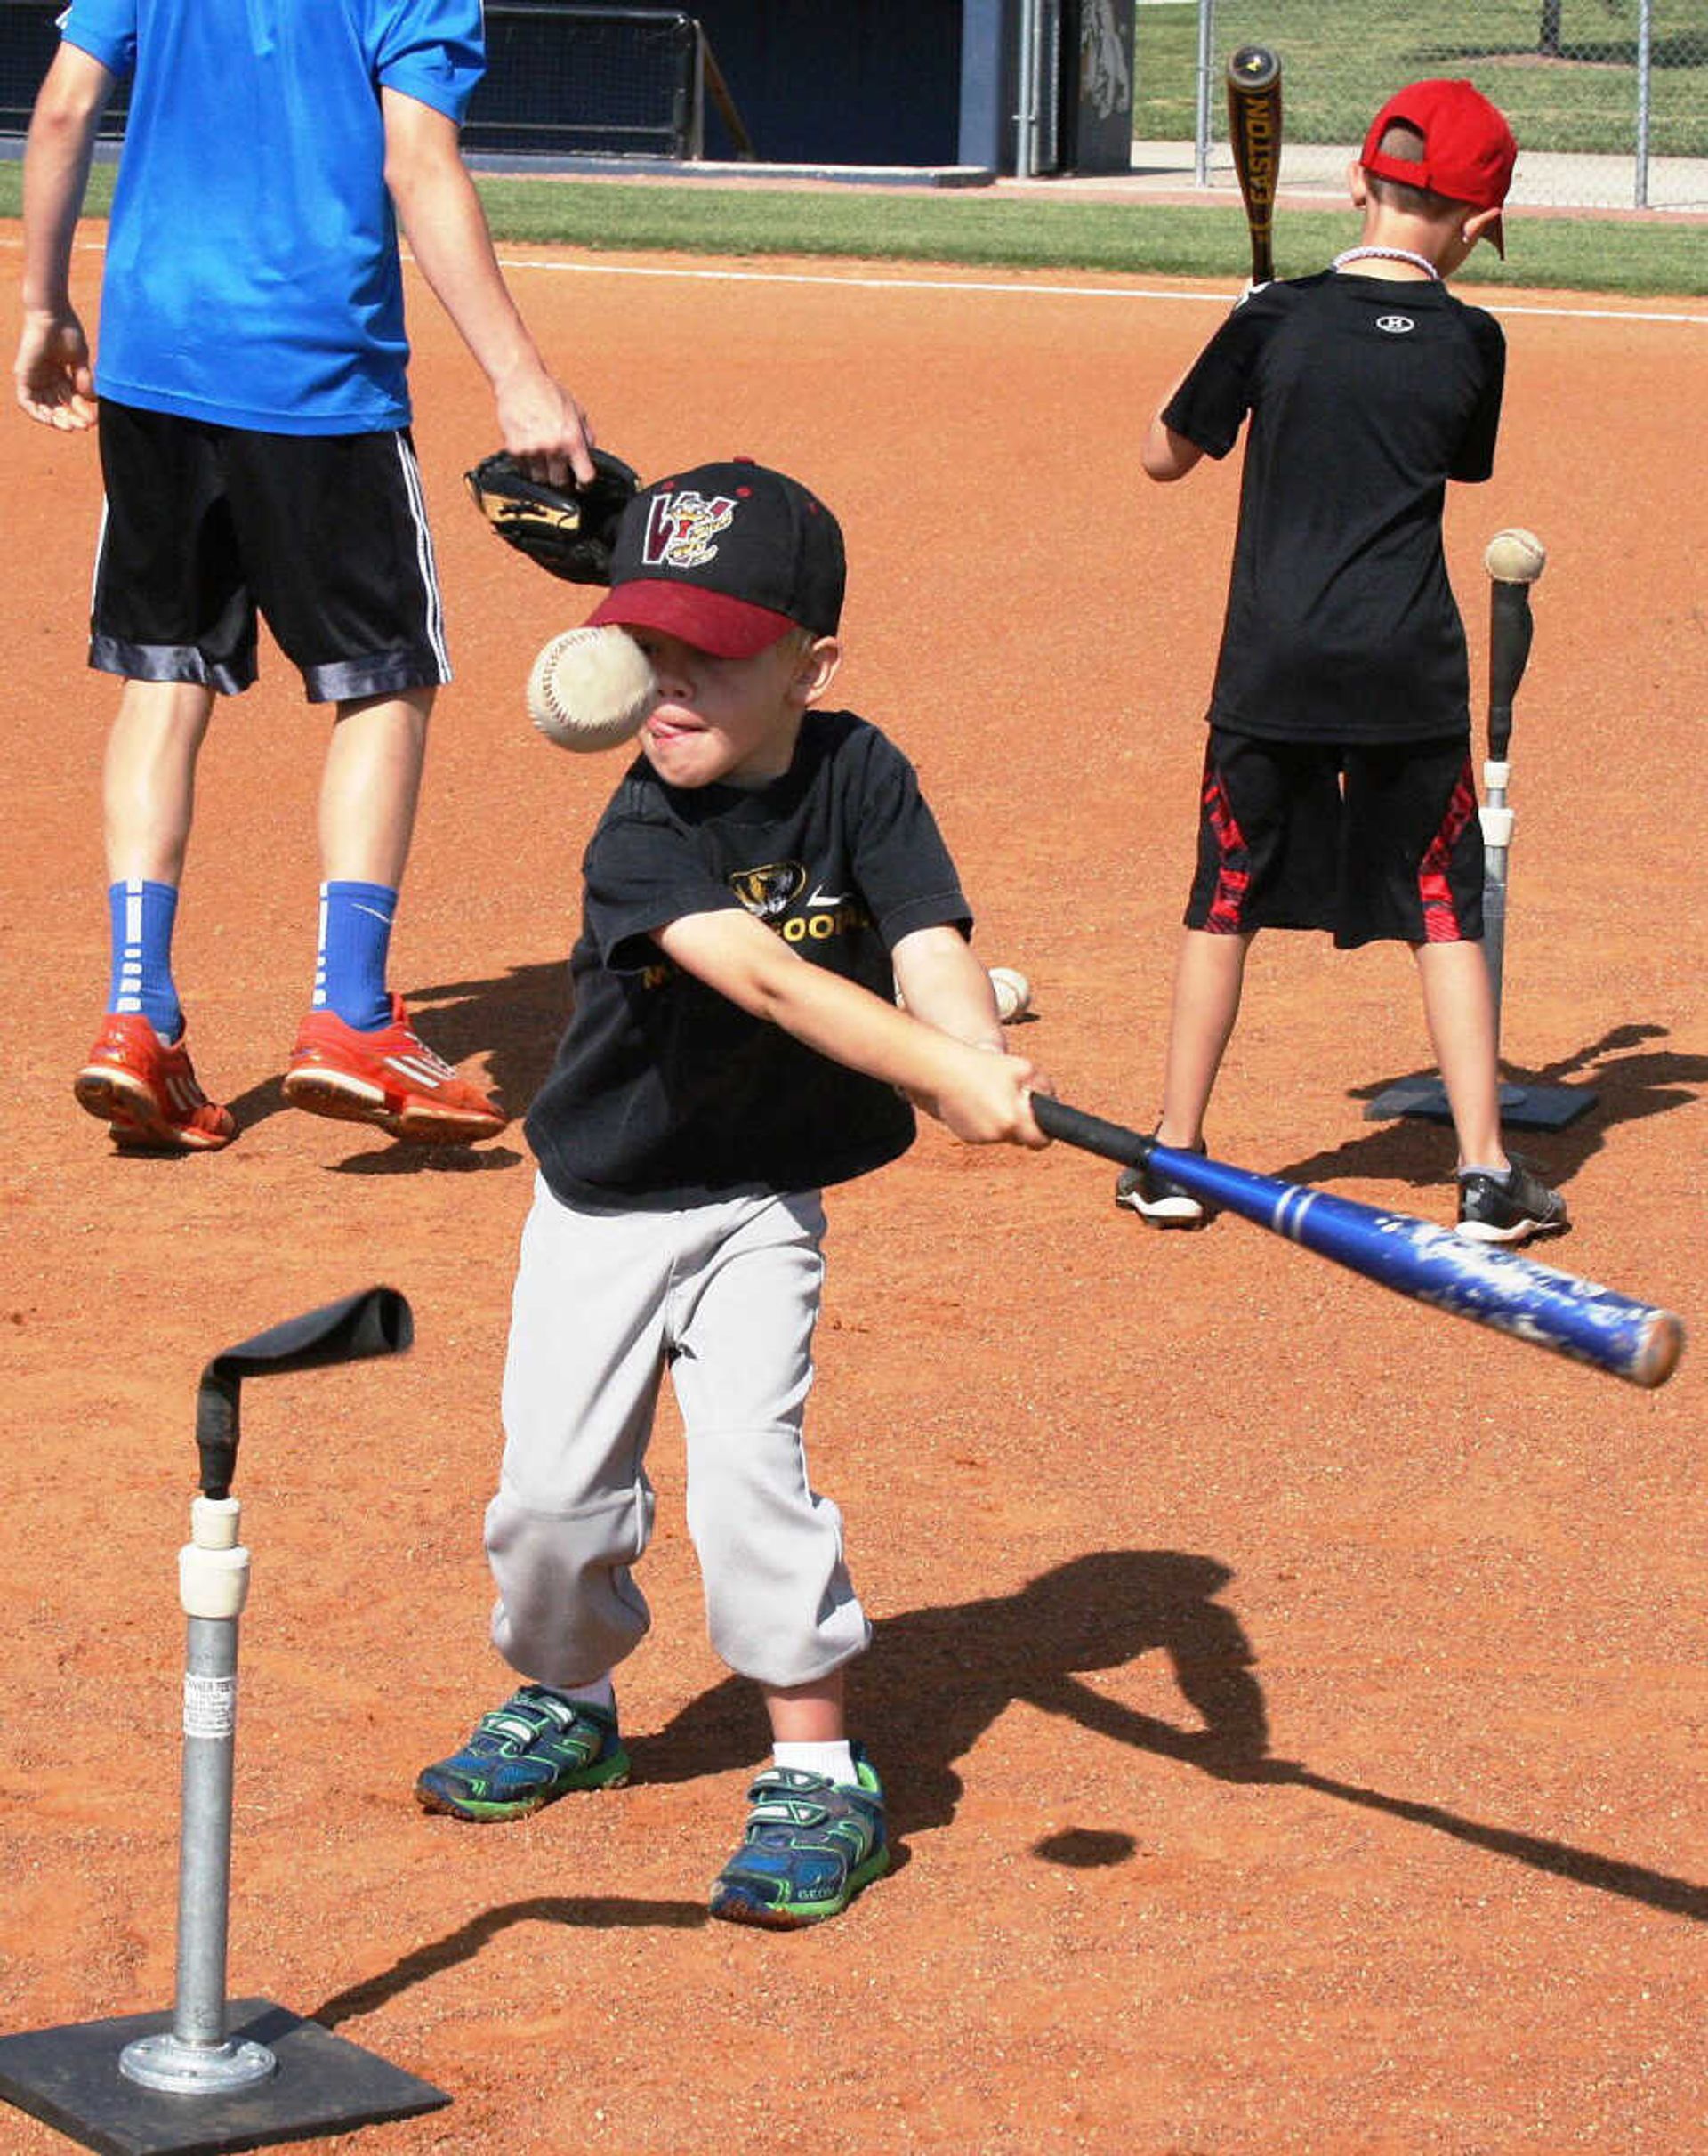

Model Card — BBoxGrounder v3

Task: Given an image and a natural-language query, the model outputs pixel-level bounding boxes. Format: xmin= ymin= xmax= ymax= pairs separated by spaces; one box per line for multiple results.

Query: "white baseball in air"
xmin=988 ymin=965 xmax=1032 ymax=1023
xmin=527 ymin=626 xmax=657 ymax=752
xmin=1484 ymin=528 xmax=1546 ymax=585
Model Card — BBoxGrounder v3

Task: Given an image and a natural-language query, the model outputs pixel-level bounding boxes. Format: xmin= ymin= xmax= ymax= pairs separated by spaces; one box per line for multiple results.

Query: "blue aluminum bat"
xmin=1033 ymin=1097 xmax=1682 ymax=1389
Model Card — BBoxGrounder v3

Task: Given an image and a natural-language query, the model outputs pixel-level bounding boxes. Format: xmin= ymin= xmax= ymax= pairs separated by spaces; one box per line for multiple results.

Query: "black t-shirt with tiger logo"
xmin=526 ymin=709 xmax=972 ymax=1207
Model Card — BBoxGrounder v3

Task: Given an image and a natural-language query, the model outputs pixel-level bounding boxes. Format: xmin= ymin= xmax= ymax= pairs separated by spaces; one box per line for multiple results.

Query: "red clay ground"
xmin=1 ymin=241 xmax=1704 ymax=2155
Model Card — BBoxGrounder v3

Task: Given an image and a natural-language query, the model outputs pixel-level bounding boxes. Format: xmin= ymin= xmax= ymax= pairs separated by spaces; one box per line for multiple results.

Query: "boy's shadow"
xmin=644 ymin=1548 xmax=1708 ymax=1921
xmin=1278 ymin=1022 xmax=1705 ymax=1195
xmin=639 ymin=1551 xmax=1274 ymax=1837
xmin=306 ymin=1549 xmax=1704 ymax=2025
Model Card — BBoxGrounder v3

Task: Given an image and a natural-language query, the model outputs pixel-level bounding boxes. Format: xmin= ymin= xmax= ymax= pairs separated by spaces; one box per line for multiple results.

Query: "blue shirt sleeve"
xmin=59 ymin=0 xmax=137 ymax=79
xmin=371 ymin=0 xmax=486 ymax=123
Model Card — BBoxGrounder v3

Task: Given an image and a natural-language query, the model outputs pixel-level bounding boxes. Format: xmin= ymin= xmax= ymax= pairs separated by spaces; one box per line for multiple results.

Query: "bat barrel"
xmin=1225 ymin=44 xmax=1282 ymax=287
xmin=1150 ymin=1158 xmax=1681 ymax=1390
xmin=1035 ymin=1097 xmax=1684 ymax=1389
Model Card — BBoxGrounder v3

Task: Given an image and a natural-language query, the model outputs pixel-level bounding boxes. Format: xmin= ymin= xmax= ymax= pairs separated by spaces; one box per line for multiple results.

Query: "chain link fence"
xmin=1132 ymin=0 xmax=1708 ymax=210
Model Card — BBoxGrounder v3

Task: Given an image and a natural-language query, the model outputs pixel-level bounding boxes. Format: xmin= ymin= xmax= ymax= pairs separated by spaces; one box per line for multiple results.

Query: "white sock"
xmin=1457 ymin=1163 xmax=1508 ymax=1180
xmin=774 ymin=1739 xmax=856 ymax=1785
xmin=539 ymin=1676 xmax=616 ymax=1714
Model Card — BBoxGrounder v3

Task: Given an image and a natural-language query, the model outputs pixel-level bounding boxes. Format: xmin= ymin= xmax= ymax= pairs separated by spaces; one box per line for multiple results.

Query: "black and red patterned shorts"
xmin=1184 ymin=727 xmax=1484 ymax=949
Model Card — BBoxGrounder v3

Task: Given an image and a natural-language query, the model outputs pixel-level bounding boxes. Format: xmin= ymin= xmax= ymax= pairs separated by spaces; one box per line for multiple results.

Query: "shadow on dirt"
xmin=310 ymin=1550 xmax=1704 ymax=2018
xmin=638 ymin=1551 xmax=1268 ymax=1815
xmin=644 ymin=1548 xmax=1708 ymax=1924
xmin=224 ymin=1071 xmax=288 ymax=1136
xmin=310 ymin=1895 xmax=706 ymax=2030
xmin=1274 ymin=1021 xmax=1706 ymax=1194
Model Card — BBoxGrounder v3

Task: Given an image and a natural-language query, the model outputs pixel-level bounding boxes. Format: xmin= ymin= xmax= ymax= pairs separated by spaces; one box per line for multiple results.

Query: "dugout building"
xmin=0 ymin=0 xmax=1138 ymax=180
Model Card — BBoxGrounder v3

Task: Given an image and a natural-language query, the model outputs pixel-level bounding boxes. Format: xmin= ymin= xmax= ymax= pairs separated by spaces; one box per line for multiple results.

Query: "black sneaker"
xmin=1114 ymin=1137 xmax=1209 ymax=1228
xmin=1454 ymin=1159 xmax=1568 ymax=1246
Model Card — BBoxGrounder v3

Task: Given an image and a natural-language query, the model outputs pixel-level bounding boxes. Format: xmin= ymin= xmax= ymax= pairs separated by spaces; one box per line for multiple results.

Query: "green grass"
xmin=1135 ymin=1 xmax=1708 ymax=157
xmin=464 ymin=178 xmax=1707 ymax=297
xmin=5 ymin=160 xmax=1702 ymax=302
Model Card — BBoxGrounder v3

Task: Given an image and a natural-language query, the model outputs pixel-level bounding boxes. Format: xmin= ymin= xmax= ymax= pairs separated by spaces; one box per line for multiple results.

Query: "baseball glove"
xmin=463 ymin=447 xmax=641 ymax=585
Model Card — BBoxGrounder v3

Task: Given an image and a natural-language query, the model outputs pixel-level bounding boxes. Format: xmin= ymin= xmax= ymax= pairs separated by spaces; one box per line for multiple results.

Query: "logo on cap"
xmin=642 ymin=490 xmax=738 ymax=570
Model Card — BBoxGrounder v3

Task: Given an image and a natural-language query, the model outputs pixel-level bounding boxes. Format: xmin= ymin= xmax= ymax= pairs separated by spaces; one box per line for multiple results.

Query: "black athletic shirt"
xmin=1164 ymin=271 xmax=1505 ymax=743
xmin=526 ymin=709 xmax=973 ymax=1208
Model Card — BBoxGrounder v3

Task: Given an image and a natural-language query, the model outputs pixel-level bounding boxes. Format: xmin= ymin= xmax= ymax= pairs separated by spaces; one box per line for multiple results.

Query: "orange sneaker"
xmin=282 ymin=995 xmax=507 ymax=1145
xmin=74 ymin=1013 xmax=237 ymax=1152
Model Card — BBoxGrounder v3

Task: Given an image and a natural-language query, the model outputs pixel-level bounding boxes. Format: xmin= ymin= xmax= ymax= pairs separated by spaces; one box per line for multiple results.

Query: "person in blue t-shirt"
xmin=14 ymin=0 xmax=598 ymax=1154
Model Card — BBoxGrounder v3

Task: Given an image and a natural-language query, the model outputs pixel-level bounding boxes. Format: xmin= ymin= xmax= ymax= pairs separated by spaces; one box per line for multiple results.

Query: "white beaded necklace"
xmin=1333 ymin=245 xmax=1442 ymax=281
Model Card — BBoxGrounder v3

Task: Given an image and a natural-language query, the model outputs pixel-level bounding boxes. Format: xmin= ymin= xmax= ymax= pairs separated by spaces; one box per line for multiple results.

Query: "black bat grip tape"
xmin=1030 ymin=1094 xmax=1153 ymax=1167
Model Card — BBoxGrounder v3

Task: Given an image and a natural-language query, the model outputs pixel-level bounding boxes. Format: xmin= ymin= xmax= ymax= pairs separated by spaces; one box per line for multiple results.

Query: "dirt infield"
xmin=1 ymin=242 xmax=1704 ymax=2155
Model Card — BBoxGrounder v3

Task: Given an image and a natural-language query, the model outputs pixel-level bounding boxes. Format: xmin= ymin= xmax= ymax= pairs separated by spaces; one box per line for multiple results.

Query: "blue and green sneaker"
xmin=414 ymin=1686 xmax=630 ymax=1821
xmin=708 ymin=1745 xmax=890 ymax=1928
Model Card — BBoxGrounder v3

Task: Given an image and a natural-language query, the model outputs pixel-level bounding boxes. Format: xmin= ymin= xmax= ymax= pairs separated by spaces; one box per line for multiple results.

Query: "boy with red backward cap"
xmin=1122 ymin=79 xmax=1567 ymax=1247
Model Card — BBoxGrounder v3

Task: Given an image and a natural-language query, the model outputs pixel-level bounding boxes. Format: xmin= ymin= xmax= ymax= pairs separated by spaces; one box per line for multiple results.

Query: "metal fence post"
xmin=1194 ymin=0 xmax=1214 ymax=186
xmin=1015 ymin=0 xmax=1038 ymax=178
xmin=1635 ymin=0 xmax=1654 ymax=210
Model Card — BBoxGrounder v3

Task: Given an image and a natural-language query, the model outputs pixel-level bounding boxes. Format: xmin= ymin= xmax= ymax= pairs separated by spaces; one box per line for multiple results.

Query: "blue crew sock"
xmin=314 ymin=881 xmax=397 ymax=1030
xmin=107 ymin=878 xmax=182 ymax=1040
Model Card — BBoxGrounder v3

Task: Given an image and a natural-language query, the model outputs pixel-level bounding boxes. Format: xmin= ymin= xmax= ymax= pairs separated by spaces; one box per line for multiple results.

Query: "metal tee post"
xmin=1366 ymin=530 xmax=1596 ymax=1130
xmin=118 ymin=1496 xmax=271 ymax=2095
xmin=0 ymin=1286 xmax=452 ymax=2156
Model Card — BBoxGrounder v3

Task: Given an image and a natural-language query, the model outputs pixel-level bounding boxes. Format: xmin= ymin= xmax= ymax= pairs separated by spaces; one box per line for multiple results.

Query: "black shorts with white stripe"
xmin=92 ymin=400 xmax=451 ymax=702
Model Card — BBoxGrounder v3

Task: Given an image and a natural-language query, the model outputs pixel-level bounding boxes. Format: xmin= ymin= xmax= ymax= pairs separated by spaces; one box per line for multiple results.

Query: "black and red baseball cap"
xmin=586 ymin=459 xmax=846 ymax=659
xmin=1360 ymin=78 xmax=1518 ymax=254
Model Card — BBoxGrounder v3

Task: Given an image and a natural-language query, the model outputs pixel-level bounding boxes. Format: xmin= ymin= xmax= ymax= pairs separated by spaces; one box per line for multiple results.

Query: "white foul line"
xmin=13 ymin=236 xmax=1703 ymax=329
xmin=493 ymin=253 xmax=1708 ymax=330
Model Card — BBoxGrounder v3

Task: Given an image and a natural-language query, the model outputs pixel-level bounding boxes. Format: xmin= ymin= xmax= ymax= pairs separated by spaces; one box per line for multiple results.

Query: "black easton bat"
xmin=1032 ymin=1096 xmax=1683 ymax=1389
xmin=1227 ymin=44 xmax=1283 ymax=287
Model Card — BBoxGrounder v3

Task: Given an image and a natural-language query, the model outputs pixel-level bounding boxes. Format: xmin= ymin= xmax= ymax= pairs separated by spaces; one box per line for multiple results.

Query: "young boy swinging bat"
xmin=416 ymin=458 xmax=1051 ymax=1929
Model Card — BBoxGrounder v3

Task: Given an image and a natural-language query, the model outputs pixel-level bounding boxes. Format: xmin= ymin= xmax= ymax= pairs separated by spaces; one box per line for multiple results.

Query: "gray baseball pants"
xmin=484 ymin=1175 xmax=872 ymax=1691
